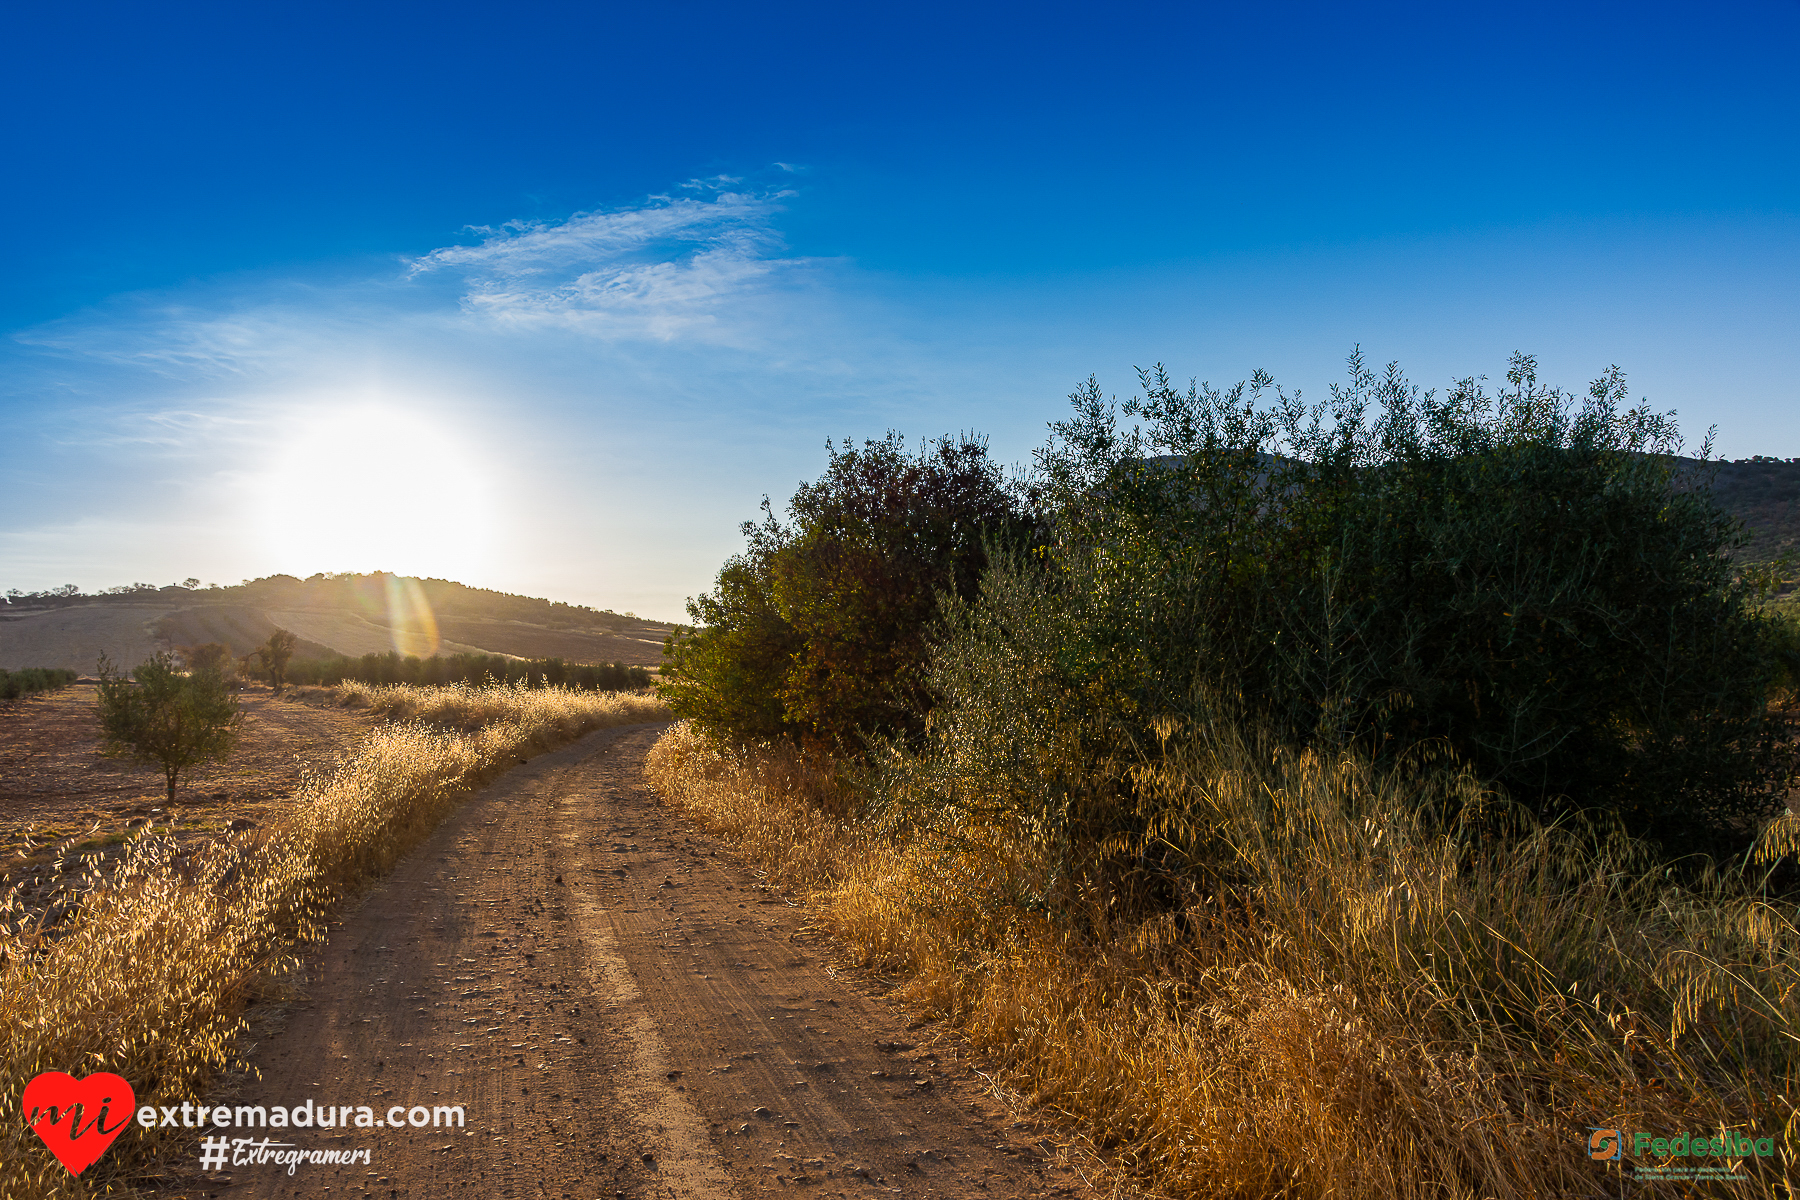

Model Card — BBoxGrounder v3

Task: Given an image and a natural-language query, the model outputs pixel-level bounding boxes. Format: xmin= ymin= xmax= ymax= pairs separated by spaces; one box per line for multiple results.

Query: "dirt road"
xmin=196 ymin=723 xmax=1098 ymax=1200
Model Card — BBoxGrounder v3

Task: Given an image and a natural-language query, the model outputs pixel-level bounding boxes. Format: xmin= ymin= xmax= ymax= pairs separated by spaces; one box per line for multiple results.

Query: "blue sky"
xmin=4 ymin=0 xmax=1796 ymax=620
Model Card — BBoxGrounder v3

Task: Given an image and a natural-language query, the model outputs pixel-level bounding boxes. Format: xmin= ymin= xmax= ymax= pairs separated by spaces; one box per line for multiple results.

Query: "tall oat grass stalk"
xmin=0 ymin=684 xmax=666 ymax=1198
xmin=645 ymin=719 xmax=1798 ymax=1199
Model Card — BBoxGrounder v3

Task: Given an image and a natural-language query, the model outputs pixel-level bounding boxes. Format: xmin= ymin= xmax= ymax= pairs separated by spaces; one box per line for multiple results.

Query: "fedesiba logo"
xmin=1589 ymin=1127 xmax=1624 ymax=1160
xmin=1589 ymin=1123 xmax=1777 ymax=1182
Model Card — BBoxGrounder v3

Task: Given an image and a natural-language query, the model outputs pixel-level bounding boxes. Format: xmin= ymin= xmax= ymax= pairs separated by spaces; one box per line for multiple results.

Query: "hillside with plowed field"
xmin=0 ymin=573 xmax=672 ymax=673
xmin=1706 ymin=455 xmax=1800 ymax=561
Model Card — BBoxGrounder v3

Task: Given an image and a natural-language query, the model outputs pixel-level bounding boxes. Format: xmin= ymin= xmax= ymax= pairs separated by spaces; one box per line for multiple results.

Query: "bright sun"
xmin=255 ymin=404 xmax=498 ymax=582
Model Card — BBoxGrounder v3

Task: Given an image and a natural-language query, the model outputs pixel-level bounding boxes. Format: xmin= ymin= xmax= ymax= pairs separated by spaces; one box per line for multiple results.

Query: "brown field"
xmin=0 ymin=680 xmax=376 ymax=913
xmin=153 ymin=604 xmax=341 ymax=660
xmin=0 ymin=604 xmax=169 ymax=674
xmin=429 ymin=613 xmax=669 ymax=664
xmin=261 ymin=607 xmax=492 ymax=657
xmin=0 ymin=598 xmax=670 ymax=673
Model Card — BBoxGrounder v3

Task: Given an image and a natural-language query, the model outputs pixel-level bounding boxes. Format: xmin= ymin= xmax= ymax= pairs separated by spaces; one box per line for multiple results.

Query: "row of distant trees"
xmin=278 ymin=648 xmax=652 ymax=691
xmin=5 ymin=579 xmax=209 ymax=605
xmin=175 ymin=632 xmax=654 ymax=693
xmin=178 ymin=635 xmax=654 ymax=694
xmin=0 ymin=666 xmax=78 ymax=700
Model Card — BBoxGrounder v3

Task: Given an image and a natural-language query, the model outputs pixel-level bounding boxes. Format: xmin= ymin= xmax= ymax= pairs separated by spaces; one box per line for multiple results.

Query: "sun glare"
xmin=384 ymin=573 xmax=442 ymax=656
xmin=255 ymin=404 xmax=498 ymax=589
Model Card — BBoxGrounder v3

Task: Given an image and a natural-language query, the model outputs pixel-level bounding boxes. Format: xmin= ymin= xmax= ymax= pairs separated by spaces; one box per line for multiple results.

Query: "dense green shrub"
xmin=0 ymin=667 xmax=78 ymax=700
xmin=283 ymin=651 xmax=651 ymax=691
xmin=913 ymin=352 xmax=1796 ymax=860
xmin=659 ymin=555 xmax=799 ymax=742
xmin=662 ymin=433 xmax=1029 ymax=751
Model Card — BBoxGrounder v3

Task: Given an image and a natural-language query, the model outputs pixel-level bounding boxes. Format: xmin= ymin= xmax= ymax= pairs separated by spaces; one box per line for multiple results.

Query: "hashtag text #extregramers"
xmin=199 ymin=1135 xmax=374 ymax=1176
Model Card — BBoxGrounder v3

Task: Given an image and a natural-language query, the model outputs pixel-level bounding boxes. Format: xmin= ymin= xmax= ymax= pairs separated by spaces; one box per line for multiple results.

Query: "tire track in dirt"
xmin=204 ymin=723 xmax=1097 ymax=1200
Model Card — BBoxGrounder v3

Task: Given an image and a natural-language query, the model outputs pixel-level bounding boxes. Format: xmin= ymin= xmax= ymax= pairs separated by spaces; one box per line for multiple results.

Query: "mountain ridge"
xmin=0 ymin=572 xmax=672 ymax=674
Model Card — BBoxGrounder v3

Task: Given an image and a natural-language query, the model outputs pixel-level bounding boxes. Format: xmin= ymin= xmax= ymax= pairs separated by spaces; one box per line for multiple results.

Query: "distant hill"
xmin=1696 ymin=457 xmax=1800 ymax=563
xmin=0 ymin=572 xmax=673 ymax=673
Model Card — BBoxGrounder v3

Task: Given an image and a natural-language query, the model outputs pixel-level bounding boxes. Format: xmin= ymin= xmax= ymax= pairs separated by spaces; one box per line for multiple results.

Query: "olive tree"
xmin=256 ymin=628 xmax=298 ymax=694
xmin=95 ymin=652 xmax=243 ymax=805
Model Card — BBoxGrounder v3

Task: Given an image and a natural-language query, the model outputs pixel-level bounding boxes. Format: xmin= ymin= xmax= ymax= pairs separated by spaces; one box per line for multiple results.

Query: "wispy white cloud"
xmin=410 ymin=180 xmax=808 ymax=340
xmin=15 ymin=300 xmax=385 ymax=381
xmin=12 ymin=180 xmax=817 ymax=388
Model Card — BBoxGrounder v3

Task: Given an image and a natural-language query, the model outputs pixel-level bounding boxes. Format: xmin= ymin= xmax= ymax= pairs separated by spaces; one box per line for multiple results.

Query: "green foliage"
xmin=661 ymin=557 xmax=798 ymax=742
xmin=913 ymin=351 xmax=1796 ymax=860
xmin=255 ymin=628 xmax=298 ymax=694
xmin=95 ymin=652 xmax=243 ymax=804
xmin=0 ymin=667 xmax=78 ymax=700
xmin=181 ymin=642 xmax=233 ymax=677
xmin=1765 ymin=601 xmax=1800 ymax=709
xmin=887 ymin=549 xmax=1112 ymax=896
xmin=283 ymin=651 xmax=651 ymax=691
xmin=663 ymin=433 xmax=1029 ymax=751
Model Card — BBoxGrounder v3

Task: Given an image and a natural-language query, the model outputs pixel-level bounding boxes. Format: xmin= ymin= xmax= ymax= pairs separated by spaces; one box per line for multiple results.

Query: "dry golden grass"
xmin=0 ymin=683 xmax=666 ymax=1198
xmin=322 ymin=678 xmax=663 ymax=731
xmin=646 ymin=720 xmax=1799 ymax=1199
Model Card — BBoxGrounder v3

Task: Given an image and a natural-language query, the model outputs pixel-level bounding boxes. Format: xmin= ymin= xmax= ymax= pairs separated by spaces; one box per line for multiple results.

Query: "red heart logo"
xmin=22 ymin=1071 xmax=136 ymax=1176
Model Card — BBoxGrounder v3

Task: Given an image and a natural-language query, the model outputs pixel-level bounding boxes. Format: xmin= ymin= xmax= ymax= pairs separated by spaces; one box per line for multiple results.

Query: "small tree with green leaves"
xmin=256 ymin=628 xmax=298 ymax=694
xmin=95 ymin=652 xmax=243 ymax=805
